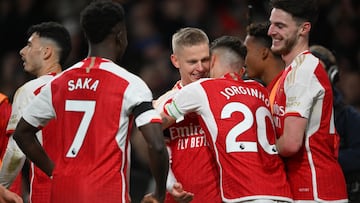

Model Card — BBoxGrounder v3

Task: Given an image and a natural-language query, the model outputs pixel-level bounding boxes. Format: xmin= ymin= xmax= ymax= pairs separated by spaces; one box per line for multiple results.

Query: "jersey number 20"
xmin=221 ymin=102 xmax=277 ymax=155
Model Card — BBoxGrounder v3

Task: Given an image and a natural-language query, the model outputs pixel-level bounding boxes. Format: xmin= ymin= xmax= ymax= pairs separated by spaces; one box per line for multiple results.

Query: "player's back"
xmin=197 ymin=77 xmax=292 ymax=202
xmin=47 ymin=57 xmax=148 ymax=202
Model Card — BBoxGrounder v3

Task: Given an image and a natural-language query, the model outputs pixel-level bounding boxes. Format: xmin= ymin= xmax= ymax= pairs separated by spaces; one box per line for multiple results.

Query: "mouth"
xmin=192 ymin=73 xmax=206 ymax=80
xmin=272 ymin=38 xmax=281 ymax=46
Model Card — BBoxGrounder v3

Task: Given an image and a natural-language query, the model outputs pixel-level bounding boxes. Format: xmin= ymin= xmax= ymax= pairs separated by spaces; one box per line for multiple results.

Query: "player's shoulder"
xmin=242 ymin=78 xmax=267 ymax=89
xmin=292 ymin=51 xmax=319 ymax=72
xmin=19 ymin=76 xmax=51 ymax=92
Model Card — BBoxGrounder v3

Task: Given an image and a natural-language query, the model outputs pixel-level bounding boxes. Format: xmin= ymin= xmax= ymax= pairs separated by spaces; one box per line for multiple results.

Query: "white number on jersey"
xmin=221 ymin=102 xmax=277 ymax=154
xmin=65 ymin=100 xmax=96 ymax=158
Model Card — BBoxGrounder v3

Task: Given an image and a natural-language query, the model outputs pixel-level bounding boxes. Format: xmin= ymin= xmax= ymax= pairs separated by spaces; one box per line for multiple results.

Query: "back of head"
xmin=27 ymin=22 xmax=72 ymax=66
xmin=310 ymin=45 xmax=339 ymax=83
xmin=171 ymin=27 xmax=209 ymax=54
xmin=270 ymin=0 xmax=318 ymax=24
xmin=247 ymin=22 xmax=272 ymax=49
xmin=210 ymin=35 xmax=246 ymax=74
xmin=80 ymin=0 xmax=125 ymax=44
xmin=210 ymin=35 xmax=247 ymax=61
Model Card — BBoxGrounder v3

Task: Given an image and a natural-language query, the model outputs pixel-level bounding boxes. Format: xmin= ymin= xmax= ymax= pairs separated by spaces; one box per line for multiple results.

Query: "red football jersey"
xmin=1 ymin=74 xmax=57 ymax=201
xmin=155 ymin=81 xmax=221 ymax=203
xmin=272 ymin=51 xmax=347 ymax=201
xmin=23 ymin=57 xmax=161 ymax=203
xmin=165 ymin=73 xmax=292 ymax=202
xmin=0 ymin=93 xmax=11 ymax=161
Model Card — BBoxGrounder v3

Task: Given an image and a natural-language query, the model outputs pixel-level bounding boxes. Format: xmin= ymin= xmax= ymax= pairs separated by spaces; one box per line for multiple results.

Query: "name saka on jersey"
xmin=68 ymin=77 xmax=99 ymax=92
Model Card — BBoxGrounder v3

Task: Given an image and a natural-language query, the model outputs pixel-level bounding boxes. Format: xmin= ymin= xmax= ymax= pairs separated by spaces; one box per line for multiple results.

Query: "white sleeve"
xmin=0 ymin=137 xmax=26 ymax=188
xmin=165 ymin=145 xmax=177 ymax=192
xmin=285 ymin=57 xmax=323 ymax=118
xmin=164 ymin=81 xmax=205 ymax=123
xmin=22 ymin=83 xmax=55 ymax=128
xmin=6 ymin=85 xmax=33 ymax=131
xmin=124 ymin=75 xmax=161 ymax=128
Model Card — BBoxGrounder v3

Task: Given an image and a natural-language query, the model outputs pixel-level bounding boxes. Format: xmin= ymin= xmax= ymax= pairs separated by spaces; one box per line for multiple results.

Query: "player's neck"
xmin=37 ymin=63 xmax=62 ymax=77
xmin=282 ymin=42 xmax=309 ymax=66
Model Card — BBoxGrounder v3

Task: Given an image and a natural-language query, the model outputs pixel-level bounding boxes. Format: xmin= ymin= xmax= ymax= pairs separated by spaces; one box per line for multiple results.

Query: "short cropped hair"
xmin=171 ymin=27 xmax=209 ymax=53
xmin=210 ymin=35 xmax=247 ymax=60
xmin=246 ymin=22 xmax=272 ymax=49
xmin=270 ymin=0 xmax=318 ymax=24
xmin=246 ymin=22 xmax=282 ymax=58
xmin=80 ymin=0 xmax=125 ymax=44
xmin=27 ymin=21 xmax=71 ymax=66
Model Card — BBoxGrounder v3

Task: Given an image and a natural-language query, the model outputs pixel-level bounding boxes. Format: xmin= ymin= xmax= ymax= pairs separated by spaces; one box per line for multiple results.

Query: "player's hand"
xmin=0 ymin=185 xmax=23 ymax=203
xmin=141 ymin=193 xmax=160 ymax=203
xmin=169 ymin=182 xmax=194 ymax=203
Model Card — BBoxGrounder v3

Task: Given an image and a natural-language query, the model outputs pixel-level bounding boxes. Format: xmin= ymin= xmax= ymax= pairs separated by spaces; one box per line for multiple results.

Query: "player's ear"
xmin=299 ymin=22 xmax=311 ymax=35
xmin=42 ymin=46 xmax=52 ymax=60
xmin=170 ymin=54 xmax=180 ymax=69
xmin=261 ymin=47 xmax=269 ymax=60
xmin=239 ymin=66 xmax=246 ymax=77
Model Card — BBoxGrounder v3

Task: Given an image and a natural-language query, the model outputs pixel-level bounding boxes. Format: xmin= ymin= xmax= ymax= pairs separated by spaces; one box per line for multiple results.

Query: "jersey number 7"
xmin=65 ymin=100 xmax=96 ymax=158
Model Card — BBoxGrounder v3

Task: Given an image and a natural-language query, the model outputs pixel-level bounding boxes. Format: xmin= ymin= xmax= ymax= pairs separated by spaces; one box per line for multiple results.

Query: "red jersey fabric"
xmin=22 ymin=57 xmax=161 ymax=203
xmin=155 ymin=81 xmax=221 ymax=203
xmin=0 ymin=93 xmax=11 ymax=161
xmin=164 ymin=74 xmax=292 ymax=202
xmin=272 ymin=51 xmax=348 ymax=201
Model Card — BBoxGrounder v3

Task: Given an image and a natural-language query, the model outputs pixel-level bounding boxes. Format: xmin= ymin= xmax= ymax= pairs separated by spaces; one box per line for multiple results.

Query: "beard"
xmin=271 ymin=34 xmax=297 ymax=56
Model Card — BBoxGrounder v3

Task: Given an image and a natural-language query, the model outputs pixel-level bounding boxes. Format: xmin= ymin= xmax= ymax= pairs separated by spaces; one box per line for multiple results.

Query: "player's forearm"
xmin=276 ymin=136 xmax=300 ymax=157
xmin=276 ymin=116 xmax=306 ymax=157
xmin=160 ymin=113 xmax=175 ymax=130
xmin=148 ymin=145 xmax=169 ymax=203
xmin=13 ymin=118 xmax=54 ymax=177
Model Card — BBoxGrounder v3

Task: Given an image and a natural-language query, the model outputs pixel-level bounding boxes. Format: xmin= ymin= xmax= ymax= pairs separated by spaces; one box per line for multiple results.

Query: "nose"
xmin=268 ymin=24 xmax=275 ymax=36
xmin=198 ymin=61 xmax=209 ymax=72
xmin=19 ymin=47 xmax=26 ymax=57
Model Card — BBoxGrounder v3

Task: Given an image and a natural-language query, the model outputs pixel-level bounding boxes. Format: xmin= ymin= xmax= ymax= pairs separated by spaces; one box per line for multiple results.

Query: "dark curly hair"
xmin=27 ymin=21 xmax=71 ymax=66
xmin=246 ymin=22 xmax=282 ymax=59
xmin=246 ymin=22 xmax=272 ymax=49
xmin=80 ymin=0 xmax=125 ymax=44
xmin=270 ymin=0 xmax=318 ymax=25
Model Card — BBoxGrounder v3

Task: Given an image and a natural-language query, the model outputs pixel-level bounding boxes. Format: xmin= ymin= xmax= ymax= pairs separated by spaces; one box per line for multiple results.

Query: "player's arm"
xmin=168 ymin=182 xmax=194 ymax=203
xmin=276 ymin=116 xmax=307 ymax=157
xmin=0 ymin=184 xmax=23 ymax=203
xmin=13 ymin=118 xmax=54 ymax=177
xmin=135 ymin=102 xmax=169 ymax=203
xmin=140 ymin=122 xmax=169 ymax=203
xmin=160 ymin=112 xmax=176 ymax=129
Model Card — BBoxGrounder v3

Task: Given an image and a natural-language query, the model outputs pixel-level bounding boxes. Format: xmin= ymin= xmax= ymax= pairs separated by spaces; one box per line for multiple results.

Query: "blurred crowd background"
xmin=0 ymin=0 xmax=359 ymax=201
xmin=0 ymin=0 xmax=359 ymax=110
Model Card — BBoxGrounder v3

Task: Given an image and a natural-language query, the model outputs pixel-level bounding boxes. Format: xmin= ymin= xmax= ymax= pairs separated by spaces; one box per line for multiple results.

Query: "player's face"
xmin=244 ymin=35 xmax=265 ymax=79
xmin=171 ymin=43 xmax=210 ymax=86
xmin=268 ymin=8 xmax=300 ymax=55
xmin=19 ymin=33 xmax=44 ymax=76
